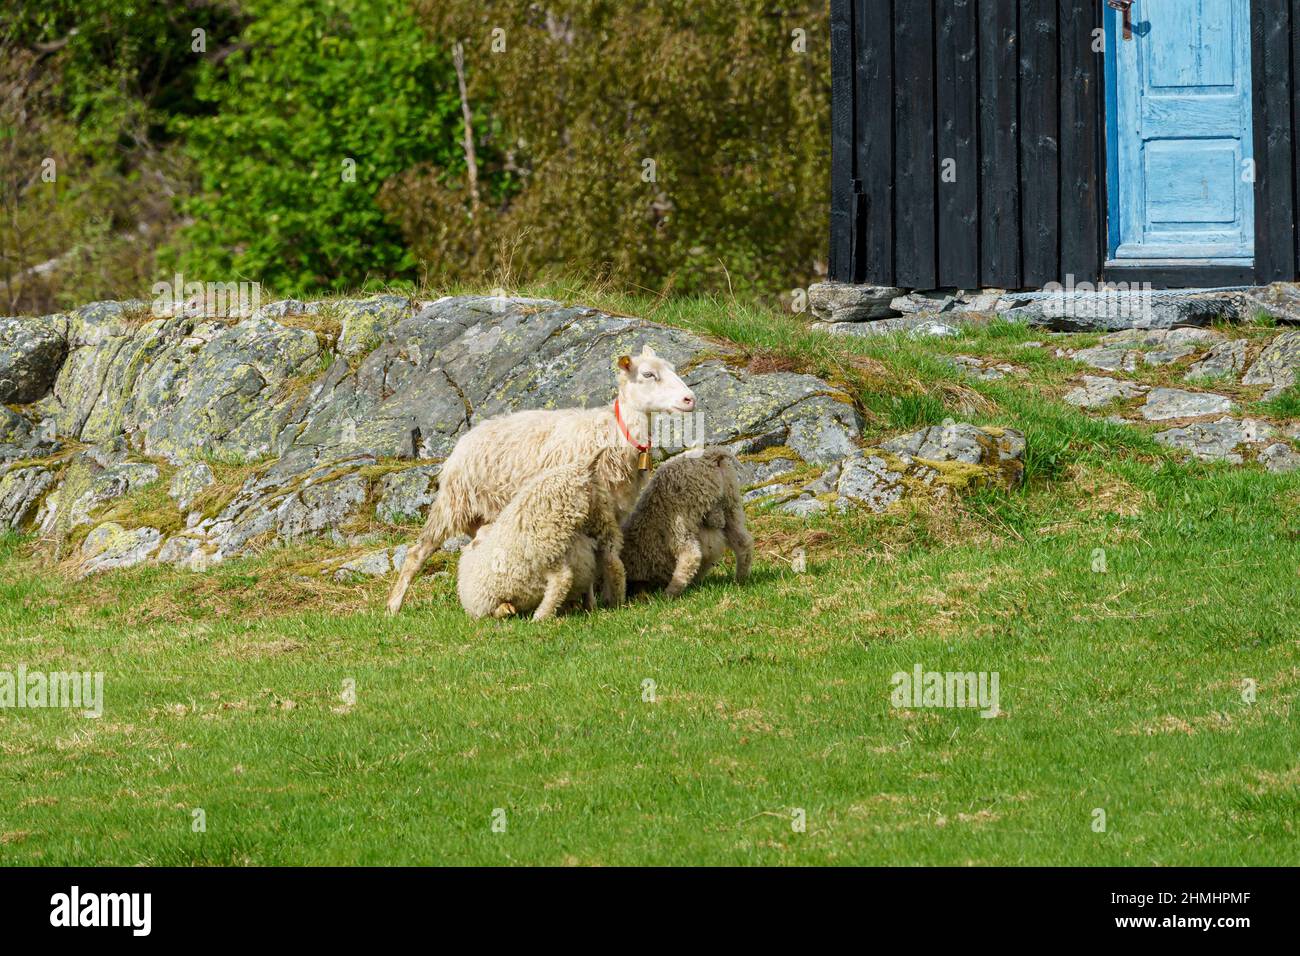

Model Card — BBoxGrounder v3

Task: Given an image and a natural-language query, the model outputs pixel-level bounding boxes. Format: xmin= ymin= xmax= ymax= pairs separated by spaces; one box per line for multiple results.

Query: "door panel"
xmin=1110 ymin=0 xmax=1254 ymax=261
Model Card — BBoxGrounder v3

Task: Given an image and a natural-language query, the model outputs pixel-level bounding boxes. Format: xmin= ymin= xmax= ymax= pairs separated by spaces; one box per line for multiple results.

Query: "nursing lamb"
xmin=456 ymin=461 xmax=619 ymax=621
xmin=620 ymin=447 xmax=753 ymax=597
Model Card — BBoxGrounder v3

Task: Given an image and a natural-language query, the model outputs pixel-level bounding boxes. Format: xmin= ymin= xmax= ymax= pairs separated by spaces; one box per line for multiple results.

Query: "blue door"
xmin=1108 ymin=0 xmax=1254 ymax=262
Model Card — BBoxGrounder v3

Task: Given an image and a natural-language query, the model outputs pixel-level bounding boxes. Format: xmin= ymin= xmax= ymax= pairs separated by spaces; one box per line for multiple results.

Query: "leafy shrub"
xmin=171 ymin=0 xmax=468 ymax=294
xmin=385 ymin=0 xmax=831 ymax=298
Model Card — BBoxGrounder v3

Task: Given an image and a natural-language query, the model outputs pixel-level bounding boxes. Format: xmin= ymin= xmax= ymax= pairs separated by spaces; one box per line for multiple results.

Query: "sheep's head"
xmin=616 ymin=345 xmax=695 ymax=414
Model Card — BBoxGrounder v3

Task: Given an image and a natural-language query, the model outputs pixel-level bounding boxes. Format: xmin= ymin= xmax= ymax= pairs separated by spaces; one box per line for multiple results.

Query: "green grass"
xmin=1 ymin=288 xmax=1298 ymax=866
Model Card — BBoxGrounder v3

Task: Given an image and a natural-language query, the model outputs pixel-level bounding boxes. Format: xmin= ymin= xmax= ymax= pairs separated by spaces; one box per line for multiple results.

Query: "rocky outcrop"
xmin=745 ymin=421 xmax=1024 ymax=517
xmin=0 ymin=294 xmax=1033 ymax=576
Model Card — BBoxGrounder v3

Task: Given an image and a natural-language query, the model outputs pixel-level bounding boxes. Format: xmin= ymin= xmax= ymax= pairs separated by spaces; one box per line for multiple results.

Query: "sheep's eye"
xmin=641 ymin=371 xmax=657 ymax=381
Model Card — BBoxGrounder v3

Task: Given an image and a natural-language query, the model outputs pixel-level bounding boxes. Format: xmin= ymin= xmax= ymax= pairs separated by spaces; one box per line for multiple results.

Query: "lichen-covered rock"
xmin=0 ymin=407 xmax=60 ymax=462
xmin=0 ymin=294 xmax=873 ymax=568
xmin=1072 ymin=345 xmax=1138 ymax=372
xmin=832 ymin=423 xmax=1024 ymax=514
xmin=1242 ymin=329 xmax=1300 ymax=399
xmin=80 ymin=522 xmax=161 ymax=575
xmin=0 ymin=465 xmax=56 ymax=530
xmin=334 ymin=295 xmax=412 ymax=359
xmin=1140 ymin=388 xmax=1234 ymax=421
xmin=1185 ymin=339 xmax=1247 ymax=382
xmin=157 ymin=534 xmax=212 ymax=570
xmin=779 ymin=494 xmax=828 ymax=517
xmin=328 ymin=545 xmax=409 ymax=581
xmin=883 ymin=421 xmax=1018 ymax=465
xmin=1153 ymin=418 xmax=1273 ymax=463
xmin=0 ymin=315 xmax=67 ymax=403
xmin=836 ymin=454 xmax=906 ymax=512
xmin=734 ymin=454 xmax=801 ymax=487
xmin=376 ymin=464 xmax=441 ymax=523
xmin=1243 ymin=281 xmax=1300 ymax=324
xmin=1063 ymin=376 xmax=1148 ymax=409
xmin=1259 ymin=442 xmax=1300 ymax=473
xmin=67 ymin=461 xmax=160 ymax=528
xmin=169 ymin=462 xmax=215 ymax=511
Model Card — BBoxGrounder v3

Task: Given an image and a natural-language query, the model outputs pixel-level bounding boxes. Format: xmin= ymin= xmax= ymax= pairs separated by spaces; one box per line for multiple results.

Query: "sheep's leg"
xmin=492 ymin=602 xmax=516 ymax=619
xmin=387 ymin=536 xmax=438 ymax=615
xmin=725 ymin=506 xmax=754 ymax=584
xmin=599 ymin=551 xmax=626 ymax=607
xmin=533 ymin=565 xmax=574 ymax=621
xmin=587 ymin=483 xmax=626 ymax=607
xmin=582 ymin=582 xmax=596 ymax=611
xmin=666 ymin=538 xmax=703 ymax=598
xmin=386 ymin=496 xmax=457 ymax=615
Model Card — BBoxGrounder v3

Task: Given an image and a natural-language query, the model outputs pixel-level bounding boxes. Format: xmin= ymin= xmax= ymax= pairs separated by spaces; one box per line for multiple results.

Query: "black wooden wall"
xmin=830 ymin=0 xmax=1300 ymax=290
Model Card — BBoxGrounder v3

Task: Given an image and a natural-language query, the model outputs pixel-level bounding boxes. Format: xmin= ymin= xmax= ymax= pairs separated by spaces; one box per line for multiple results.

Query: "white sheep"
xmin=620 ymin=446 xmax=754 ymax=597
xmin=456 ymin=461 xmax=619 ymax=621
xmin=387 ymin=344 xmax=696 ymax=615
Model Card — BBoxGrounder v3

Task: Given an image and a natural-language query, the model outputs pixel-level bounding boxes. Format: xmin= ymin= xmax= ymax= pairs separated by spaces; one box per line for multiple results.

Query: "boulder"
xmin=1259 ymin=442 xmax=1300 ymax=473
xmin=808 ymin=282 xmax=904 ymax=323
xmin=329 ymin=545 xmax=409 ymax=581
xmin=1005 ymin=291 xmax=1240 ymax=332
xmin=1242 ymin=282 xmax=1300 ymax=324
xmin=0 ymin=465 xmax=56 ymax=530
xmin=0 ymin=315 xmax=67 ymax=403
xmin=1242 ymin=329 xmax=1300 ymax=399
xmin=1153 ymin=418 xmax=1273 ymax=464
xmin=1140 ymin=388 xmax=1234 ymax=421
xmin=1185 ymin=339 xmax=1247 ymax=382
xmin=80 ymin=523 xmax=162 ymax=575
xmin=1062 ymin=376 xmax=1148 ymax=409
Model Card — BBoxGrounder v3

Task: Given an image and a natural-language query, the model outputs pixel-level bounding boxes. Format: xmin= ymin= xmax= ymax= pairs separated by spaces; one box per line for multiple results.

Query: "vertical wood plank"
xmin=1058 ymin=0 xmax=1101 ymax=284
xmin=893 ymin=0 xmax=937 ymax=288
xmin=855 ymin=0 xmax=894 ymax=285
xmin=1253 ymin=0 xmax=1294 ymax=281
xmin=1018 ymin=0 xmax=1060 ymax=287
xmin=1289 ymin=0 xmax=1300 ymax=279
xmin=936 ymin=0 xmax=980 ymax=288
xmin=830 ymin=0 xmax=855 ymax=281
xmin=979 ymin=0 xmax=1021 ymax=288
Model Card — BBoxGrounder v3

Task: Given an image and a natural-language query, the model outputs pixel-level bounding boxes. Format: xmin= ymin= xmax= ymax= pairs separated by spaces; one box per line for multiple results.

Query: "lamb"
xmin=456 ymin=461 xmax=618 ymax=621
xmin=620 ymin=446 xmax=754 ymax=597
xmin=387 ymin=344 xmax=697 ymax=615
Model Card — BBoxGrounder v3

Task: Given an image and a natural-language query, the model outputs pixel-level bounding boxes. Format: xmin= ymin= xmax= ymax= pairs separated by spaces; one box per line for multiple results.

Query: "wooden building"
xmin=829 ymin=0 xmax=1300 ymax=290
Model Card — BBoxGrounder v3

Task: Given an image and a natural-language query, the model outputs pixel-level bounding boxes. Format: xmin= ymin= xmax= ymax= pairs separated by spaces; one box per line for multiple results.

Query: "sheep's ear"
xmin=639 ymin=344 xmax=657 ymax=359
xmin=617 ymin=355 xmax=633 ymax=372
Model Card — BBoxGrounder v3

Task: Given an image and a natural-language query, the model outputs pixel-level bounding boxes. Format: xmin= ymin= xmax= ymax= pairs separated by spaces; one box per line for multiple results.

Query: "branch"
xmin=452 ymin=41 xmax=481 ymax=222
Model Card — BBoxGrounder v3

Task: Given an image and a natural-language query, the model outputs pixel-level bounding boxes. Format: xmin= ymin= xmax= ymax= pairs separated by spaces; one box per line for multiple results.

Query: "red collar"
xmin=613 ymin=399 xmax=650 ymax=453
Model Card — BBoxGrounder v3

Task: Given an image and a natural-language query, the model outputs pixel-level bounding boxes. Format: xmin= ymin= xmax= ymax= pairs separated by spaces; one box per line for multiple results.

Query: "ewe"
xmin=621 ymin=447 xmax=753 ymax=597
xmin=388 ymin=345 xmax=696 ymax=615
xmin=456 ymin=461 xmax=619 ymax=621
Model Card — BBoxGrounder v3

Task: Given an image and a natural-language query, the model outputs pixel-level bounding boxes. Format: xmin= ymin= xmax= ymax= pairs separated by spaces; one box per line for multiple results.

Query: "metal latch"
xmin=1107 ymin=0 xmax=1134 ymax=41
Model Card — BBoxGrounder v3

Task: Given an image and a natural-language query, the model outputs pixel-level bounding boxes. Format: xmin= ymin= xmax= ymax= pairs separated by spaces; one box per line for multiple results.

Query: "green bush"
xmin=387 ymin=0 xmax=831 ymax=298
xmin=171 ymin=0 xmax=469 ymax=294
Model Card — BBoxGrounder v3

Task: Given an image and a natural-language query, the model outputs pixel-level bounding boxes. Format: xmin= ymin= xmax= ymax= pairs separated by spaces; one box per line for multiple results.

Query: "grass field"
xmin=2 ymin=289 xmax=1298 ymax=865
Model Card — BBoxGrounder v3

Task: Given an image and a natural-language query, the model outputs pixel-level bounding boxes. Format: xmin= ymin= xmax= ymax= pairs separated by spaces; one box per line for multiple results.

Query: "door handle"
xmin=1107 ymin=0 xmax=1134 ymax=41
